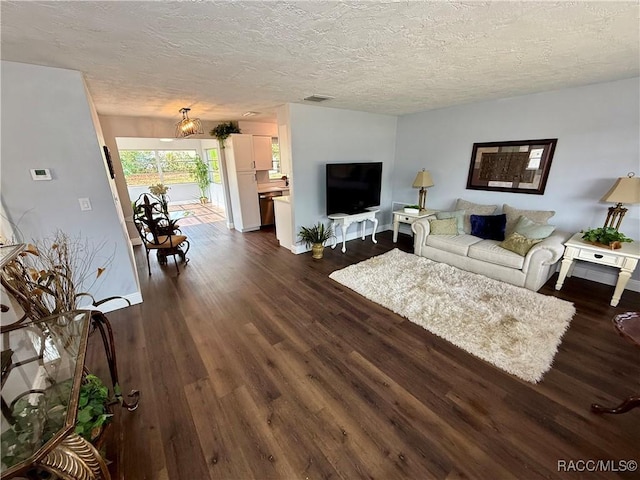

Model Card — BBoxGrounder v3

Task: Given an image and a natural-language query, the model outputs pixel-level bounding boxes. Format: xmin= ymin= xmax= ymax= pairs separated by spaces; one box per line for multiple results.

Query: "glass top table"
xmin=1 ymin=310 xmax=97 ymax=478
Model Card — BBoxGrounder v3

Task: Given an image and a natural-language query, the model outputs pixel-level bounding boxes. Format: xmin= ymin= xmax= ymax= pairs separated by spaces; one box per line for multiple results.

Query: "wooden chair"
xmin=133 ymin=194 xmax=190 ymax=275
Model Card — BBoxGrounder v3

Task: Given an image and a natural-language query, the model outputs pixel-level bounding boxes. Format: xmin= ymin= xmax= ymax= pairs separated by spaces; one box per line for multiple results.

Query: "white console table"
xmin=328 ymin=209 xmax=379 ymax=253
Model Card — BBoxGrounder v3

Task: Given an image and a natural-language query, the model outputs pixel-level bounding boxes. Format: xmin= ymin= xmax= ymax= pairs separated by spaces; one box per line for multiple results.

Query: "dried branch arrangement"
xmin=1 ymin=230 xmax=112 ymax=321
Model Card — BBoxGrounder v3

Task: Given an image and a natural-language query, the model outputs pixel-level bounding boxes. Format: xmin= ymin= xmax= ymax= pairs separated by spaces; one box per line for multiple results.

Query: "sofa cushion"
xmin=429 ymin=218 xmax=458 ymax=235
xmin=503 ymin=204 xmax=555 ymax=237
xmin=426 ymin=234 xmax=483 ymax=256
xmin=513 ymin=215 xmax=556 ymax=239
xmin=468 ymin=239 xmax=525 ymax=269
xmin=470 ymin=214 xmax=506 ymax=241
xmin=456 ymin=199 xmax=498 ymax=234
xmin=500 ymin=232 xmax=543 ymax=256
xmin=435 ymin=210 xmax=465 ymax=234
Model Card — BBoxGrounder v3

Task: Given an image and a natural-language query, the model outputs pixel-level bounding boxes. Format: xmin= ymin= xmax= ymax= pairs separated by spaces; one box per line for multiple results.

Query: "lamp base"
xmin=603 ymin=203 xmax=627 ymax=231
xmin=418 ymin=188 xmax=427 ymax=211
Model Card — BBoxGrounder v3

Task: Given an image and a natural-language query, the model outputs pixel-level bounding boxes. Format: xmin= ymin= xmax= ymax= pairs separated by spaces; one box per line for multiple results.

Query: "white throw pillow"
xmin=455 ymin=199 xmax=498 ymax=234
xmin=503 ymin=204 xmax=555 ymax=237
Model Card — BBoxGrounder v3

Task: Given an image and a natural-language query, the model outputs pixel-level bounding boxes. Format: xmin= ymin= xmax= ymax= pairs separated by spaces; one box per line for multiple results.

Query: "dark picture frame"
xmin=466 ymin=139 xmax=557 ymax=195
xmin=103 ymin=145 xmax=115 ymax=179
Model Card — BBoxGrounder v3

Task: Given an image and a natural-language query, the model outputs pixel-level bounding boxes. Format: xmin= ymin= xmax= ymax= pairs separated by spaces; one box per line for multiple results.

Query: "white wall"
xmin=287 ymin=103 xmax=398 ymax=251
xmin=1 ymin=61 xmax=140 ymax=307
xmin=395 ymin=77 xmax=640 ymax=285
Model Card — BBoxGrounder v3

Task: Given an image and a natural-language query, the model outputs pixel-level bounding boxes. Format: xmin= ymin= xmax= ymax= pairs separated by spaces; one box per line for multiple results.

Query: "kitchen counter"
xmin=258 ymin=185 xmax=289 ymax=194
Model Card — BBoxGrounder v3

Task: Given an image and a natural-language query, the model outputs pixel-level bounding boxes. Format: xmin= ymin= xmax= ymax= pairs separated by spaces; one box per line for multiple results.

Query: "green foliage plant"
xmin=209 ymin=121 xmax=241 ymax=146
xmin=1 ymin=375 xmax=112 ymax=468
xmin=75 ymin=374 xmax=112 ymax=441
xmin=298 ymin=222 xmax=334 ymax=247
xmin=192 ymin=155 xmax=210 ymax=199
xmin=581 ymin=227 xmax=633 ymax=245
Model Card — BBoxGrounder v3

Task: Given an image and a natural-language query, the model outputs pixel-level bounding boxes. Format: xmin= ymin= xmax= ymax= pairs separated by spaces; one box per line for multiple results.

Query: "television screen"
xmin=326 ymin=162 xmax=383 ymax=215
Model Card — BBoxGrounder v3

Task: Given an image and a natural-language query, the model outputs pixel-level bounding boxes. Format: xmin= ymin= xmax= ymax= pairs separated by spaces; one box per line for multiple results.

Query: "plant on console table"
xmin=582 ymin=227 xmax=633 ymax=250
xmin=298 ymin=222 xmax=335 ymax=260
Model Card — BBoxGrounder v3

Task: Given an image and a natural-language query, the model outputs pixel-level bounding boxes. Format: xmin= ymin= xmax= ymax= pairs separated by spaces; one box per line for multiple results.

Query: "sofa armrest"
xmin=522 ymin=230 xmax=571 ymax=271
xmin=411 ymin=217 xmax=433 ymax=255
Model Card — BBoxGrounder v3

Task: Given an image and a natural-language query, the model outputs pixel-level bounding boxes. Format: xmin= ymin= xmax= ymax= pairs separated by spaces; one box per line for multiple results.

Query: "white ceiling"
xmin=1 ymin=1 xmax=638 ymax=123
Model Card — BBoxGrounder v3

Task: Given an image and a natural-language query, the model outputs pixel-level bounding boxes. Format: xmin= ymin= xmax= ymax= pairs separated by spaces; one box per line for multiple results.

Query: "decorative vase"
xmin=311 ymin=243 xmax=324 ymax=259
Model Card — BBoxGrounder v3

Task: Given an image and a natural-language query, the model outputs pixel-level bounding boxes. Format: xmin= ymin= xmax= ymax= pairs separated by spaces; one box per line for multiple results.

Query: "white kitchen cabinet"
xmin=253 ymin=135 xmax=273 ymax=171
xmin=225 ymin=134 xmax=255 ymax=171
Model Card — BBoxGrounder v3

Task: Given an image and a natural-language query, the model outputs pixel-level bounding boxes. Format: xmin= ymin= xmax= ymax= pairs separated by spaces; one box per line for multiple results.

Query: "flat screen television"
xmin=326 ymin=162 xmax=383 ymax=215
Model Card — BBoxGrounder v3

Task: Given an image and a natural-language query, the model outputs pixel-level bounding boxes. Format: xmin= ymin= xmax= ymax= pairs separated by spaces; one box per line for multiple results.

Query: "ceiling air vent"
xmin=303 ymin=94 xmax=334 ymax=103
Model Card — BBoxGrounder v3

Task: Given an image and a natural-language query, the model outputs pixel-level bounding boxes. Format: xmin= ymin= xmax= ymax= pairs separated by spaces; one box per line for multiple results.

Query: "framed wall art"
xmin=466 ymin=139 xmax=558 ymax=195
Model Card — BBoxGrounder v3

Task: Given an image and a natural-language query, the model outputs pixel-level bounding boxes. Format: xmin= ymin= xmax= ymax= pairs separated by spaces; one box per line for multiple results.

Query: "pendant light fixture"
xmin=175 ymin=107 xmax=203 ymax=138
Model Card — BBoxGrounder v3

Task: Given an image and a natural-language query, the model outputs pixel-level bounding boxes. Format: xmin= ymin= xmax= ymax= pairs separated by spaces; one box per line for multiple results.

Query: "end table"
xmin=555 ymin=232 xmax=640 ymax=307
xmin=392 ymin=209 xmax=437 ymax=243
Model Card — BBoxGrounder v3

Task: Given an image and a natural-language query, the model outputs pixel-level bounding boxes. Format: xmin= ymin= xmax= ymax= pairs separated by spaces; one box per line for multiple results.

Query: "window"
xmin=206 ymin=148 xmax=222 ymax=184
xmin=120 ymin=150 xmax=198 ymax=186
xmin=269 ymin=137 xmax=282 ymax=179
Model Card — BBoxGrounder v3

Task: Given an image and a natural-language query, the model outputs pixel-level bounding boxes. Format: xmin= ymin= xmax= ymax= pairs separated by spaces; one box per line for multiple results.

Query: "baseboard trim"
xmin=571 ymin=265 xmax=640 ymax=293
xmin=79 ymin=291 xmax=143 ymax=313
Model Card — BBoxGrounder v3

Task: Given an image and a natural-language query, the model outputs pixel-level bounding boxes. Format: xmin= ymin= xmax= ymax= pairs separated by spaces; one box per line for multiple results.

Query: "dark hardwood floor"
xmin=86 ymin=222 xmax=640 ymax=480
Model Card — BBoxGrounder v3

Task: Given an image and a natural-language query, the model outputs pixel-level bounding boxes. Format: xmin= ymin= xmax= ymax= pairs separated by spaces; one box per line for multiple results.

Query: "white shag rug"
xmin=329 ymin=249 xmax=575 ymax=383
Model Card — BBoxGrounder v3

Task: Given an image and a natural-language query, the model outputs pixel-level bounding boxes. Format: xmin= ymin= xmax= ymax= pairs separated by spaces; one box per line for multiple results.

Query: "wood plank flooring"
xmin=85 ymin=222 xmax=640 ymax=480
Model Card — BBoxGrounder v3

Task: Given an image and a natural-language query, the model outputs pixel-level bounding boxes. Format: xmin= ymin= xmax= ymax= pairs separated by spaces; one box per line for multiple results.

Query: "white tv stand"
xmin=328 ymin=209 xmax=379 ymax=253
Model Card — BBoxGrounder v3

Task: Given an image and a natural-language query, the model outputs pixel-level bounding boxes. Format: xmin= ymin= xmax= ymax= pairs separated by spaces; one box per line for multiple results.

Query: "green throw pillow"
xmin=500 ymin=232 xmax=543 ymax=256
xmin=429 ymin=218 xmax=458 ymax=235
xmin=513 ymin=215 xmax=556 ymax=239
xmin=435 ymin=210 xmax=465 ymax=234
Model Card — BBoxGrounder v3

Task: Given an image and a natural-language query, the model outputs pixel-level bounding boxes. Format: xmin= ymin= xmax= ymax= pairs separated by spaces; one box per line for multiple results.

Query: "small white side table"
xmin=392 ymin=209 xmax=437 ymax=243
xmin=328 ymin=209 xmax=379 ymax=253
xmin=555 ymin=232 xmax=640 ymax=307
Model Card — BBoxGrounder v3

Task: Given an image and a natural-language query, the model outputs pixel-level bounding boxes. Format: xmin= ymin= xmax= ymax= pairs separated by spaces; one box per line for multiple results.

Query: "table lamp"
xmin=412 ymin=169 xmax=434 ymax=211
xmin=601 ymin=172 xmax=640 ymax=230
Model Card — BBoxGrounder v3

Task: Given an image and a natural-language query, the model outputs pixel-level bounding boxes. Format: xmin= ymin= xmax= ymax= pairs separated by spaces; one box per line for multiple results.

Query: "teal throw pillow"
xmin=435 ymin=210 xmax=465 ymax=234
xmin=514 ymin=215 xmax=555 ymax=239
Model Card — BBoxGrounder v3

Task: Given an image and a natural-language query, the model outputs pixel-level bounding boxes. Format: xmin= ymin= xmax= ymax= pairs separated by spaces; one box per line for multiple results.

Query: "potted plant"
xmin=298 ymin=222 xmax=334 ymax=259
xmin=192 ymin=155 xmax=210 ymax=204
xmin=209 ymin=121 xmax=241 ymax=147
xmin=581 ymin=227 xmax=633 ymax=249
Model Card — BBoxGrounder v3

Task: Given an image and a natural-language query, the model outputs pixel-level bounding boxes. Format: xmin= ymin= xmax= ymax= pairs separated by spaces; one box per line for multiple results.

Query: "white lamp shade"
xmin=412 ymin=170 xmax=434 ymax=188
xmin=601 ymin=176 xmax=640 ymax=204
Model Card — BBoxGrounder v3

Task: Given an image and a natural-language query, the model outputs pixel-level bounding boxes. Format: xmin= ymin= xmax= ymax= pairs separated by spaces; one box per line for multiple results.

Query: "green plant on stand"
xmin=581 ymin=227 xmax=633 ymax=249
xmin=192 ymin=155 xmax=211 ymax=204
xmin=298 ymin=222 xmax=335 ymax=259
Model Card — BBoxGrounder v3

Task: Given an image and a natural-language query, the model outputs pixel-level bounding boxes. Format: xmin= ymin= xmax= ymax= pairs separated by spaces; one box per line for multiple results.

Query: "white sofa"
xmin=411 ymin=202 xmax=570 ymax=291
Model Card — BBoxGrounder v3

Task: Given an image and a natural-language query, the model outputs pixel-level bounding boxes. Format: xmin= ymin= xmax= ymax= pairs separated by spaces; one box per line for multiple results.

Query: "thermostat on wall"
xmin=30 ymin=168 xmax=52 ymax=181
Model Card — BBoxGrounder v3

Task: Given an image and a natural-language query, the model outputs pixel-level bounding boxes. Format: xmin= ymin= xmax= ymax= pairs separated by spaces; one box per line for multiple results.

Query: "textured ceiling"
xmin=1 ymin=1 xmax=638 ymax=123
